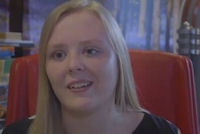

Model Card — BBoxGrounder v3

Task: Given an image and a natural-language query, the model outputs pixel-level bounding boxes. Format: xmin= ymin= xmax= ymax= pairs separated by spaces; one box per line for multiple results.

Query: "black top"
xmin=2 ymin=113 xmax=179 ymax=134
xmin=133 ymin=113 xmax=179 ymax=134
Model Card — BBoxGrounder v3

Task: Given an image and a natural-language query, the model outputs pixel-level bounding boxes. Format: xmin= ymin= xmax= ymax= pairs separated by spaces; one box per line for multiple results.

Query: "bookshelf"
xmin=0 ymin=39 xmax=35 ymax=130
xmin=0 ymin=39 xmax=34 ymax=47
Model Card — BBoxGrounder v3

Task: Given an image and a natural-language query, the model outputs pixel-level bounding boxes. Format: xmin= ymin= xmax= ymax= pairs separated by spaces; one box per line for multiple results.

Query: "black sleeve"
xmin=2 ymin=119 xmax=32 ymax=134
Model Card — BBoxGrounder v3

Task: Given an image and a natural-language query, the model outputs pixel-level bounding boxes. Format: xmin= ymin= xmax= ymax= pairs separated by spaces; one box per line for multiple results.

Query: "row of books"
xmin=0 ymin=32 xmax=29 ymax=128
xmin=0 ymin=59 xmax=13 ymax=129
xmin=0 ymin=32 xmax=34 ymax=59
xmin=0 ymin=32 xmax=34 ymax=47
xmin=0 ymin=32 xmax=20 ymax=58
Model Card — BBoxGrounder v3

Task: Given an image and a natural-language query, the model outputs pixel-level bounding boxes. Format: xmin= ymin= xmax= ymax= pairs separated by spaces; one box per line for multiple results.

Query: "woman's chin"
xmin=61 ymin=100 xmax=99 ymax=116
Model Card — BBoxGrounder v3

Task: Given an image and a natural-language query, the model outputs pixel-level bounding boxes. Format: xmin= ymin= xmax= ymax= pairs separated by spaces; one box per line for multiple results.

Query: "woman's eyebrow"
xmin=79 ymin=39 xmax=105 ymax=45
xmin=49 ymin=43 xmax=67 ymax=49
xmin=48 ymin=40 xmax=106 ymax=49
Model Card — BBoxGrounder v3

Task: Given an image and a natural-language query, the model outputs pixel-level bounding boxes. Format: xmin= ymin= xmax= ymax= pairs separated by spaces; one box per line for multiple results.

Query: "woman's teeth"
xmin=68 ymin=82 xmax=91 ymax=89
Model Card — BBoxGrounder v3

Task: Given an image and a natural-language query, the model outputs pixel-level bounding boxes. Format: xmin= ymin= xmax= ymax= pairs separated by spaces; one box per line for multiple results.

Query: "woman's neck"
xmin=61 ymin=105 xmax=143 ymax=134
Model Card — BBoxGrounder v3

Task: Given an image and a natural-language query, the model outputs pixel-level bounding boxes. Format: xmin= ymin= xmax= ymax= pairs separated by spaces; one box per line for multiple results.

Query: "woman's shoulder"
xmin=147 ymin=113 xmax=179 ymax=133
xmin=2 ymin=113 xmax=180 ymax=134
xmin=133 ymin=112 xmax=180 ymax=134
xmin=2 ymin=117 xmax=34 ymax=134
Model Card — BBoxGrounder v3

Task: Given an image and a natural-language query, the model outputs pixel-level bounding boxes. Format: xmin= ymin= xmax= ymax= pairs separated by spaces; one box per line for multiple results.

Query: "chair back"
xmin=6 ymin=54 xmax=39 ymax=126
xmin=130 ymin=50 xmax=199 ymax=134
xmin=5 ymin=50 xmax=200 ymax=134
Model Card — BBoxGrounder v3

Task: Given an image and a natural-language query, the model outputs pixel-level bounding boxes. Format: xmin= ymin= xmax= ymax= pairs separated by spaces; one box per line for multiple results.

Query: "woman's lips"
xmin=67 ymin=80 xmax=93 ymax=93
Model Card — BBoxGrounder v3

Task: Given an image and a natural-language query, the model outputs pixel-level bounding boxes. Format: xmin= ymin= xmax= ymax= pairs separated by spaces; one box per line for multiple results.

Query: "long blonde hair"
xmin=29 ymin=1 xmax=142 ymax=134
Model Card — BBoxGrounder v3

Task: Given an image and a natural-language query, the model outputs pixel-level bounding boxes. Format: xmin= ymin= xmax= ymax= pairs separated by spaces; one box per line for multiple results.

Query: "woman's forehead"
xmin=48 ymin=10 xmax=108 ymax=46
xmin=57 ymin=10 xmax=101 ymax=27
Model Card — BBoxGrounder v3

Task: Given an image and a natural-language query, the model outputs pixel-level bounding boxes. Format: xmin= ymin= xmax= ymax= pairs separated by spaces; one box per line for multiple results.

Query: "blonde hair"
xmin=29 ymin=0 xmax=142 ymax=134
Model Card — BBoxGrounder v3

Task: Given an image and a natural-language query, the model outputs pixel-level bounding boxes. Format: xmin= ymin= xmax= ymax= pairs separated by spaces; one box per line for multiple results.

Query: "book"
xmin=0 ymin=32 xmax=22 ymax=40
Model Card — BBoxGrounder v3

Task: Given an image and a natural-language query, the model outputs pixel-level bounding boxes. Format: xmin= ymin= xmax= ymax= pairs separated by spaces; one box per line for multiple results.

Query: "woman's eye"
xmin=85 ymin=48 xmax=99 ymax=56
xmin=52 ymin=51 xmax=66 ymax=61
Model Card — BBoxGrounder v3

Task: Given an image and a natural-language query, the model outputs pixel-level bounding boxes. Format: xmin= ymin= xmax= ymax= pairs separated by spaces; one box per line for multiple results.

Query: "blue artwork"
xmin=0 ymin=0 xmax=9 ymax=32
xmin=26 ymin=0 xmax=171 ymax=50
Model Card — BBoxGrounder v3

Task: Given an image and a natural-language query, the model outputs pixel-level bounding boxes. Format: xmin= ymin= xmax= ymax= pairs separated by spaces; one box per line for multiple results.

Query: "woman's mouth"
xmin=67 ymin=81 xmax=93 ymax=92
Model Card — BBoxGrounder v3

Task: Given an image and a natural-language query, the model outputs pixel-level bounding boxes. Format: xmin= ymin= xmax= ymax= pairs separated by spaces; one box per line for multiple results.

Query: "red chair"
xmin=6 ymin=57 xmax=28 ymax=126
xmin=5 ymin=50 xmax=200 ymax=134
xmin=130 ymin=50 xmax=199 ymax=134
xmin=6 ymin=54 xmax=39 ymax=126
xmin=26 ymin=55 xmax=39 ymax=116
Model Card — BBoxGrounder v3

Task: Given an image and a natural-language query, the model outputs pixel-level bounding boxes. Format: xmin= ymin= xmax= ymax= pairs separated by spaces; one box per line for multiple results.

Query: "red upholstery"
xmin=130 ymin=50 xmax=199 ymax=134
xmin=5 ymin=50 xmax=200 ymax=134
xmin=6 ymin=54 xmax=39 ymax=126
xmin=26 ymin=55 xmax=39 ymax=116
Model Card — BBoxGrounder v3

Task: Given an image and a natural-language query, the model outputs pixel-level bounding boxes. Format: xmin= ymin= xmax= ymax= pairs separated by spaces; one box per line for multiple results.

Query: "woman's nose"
xmin=67 ymin=54 xmax=85 ymax=73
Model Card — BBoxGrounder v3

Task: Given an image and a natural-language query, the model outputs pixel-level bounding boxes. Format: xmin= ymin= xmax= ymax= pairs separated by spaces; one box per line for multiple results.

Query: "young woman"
xmin=3 ymin=0 xmax=180 ymax=134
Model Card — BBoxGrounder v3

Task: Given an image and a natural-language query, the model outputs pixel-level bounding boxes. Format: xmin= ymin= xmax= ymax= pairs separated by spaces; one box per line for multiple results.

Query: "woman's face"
xmin=46 ymin=10 xmax=118 ymax=114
